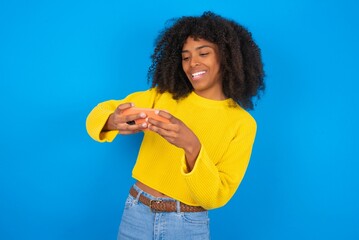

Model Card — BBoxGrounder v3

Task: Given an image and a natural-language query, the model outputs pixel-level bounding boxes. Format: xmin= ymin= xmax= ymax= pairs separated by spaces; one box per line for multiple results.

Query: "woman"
xmin=86 ymin=11 xmax=265 ymax=240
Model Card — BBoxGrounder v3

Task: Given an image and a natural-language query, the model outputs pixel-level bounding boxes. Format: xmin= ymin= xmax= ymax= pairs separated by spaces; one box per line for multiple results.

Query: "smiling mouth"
xmin=191 ymin=71 xmax=206 ymax=80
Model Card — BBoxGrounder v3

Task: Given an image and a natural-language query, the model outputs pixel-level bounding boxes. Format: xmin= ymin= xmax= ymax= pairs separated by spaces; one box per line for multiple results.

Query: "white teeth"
xmin=191 ymin=71 xmax=206 ymax=77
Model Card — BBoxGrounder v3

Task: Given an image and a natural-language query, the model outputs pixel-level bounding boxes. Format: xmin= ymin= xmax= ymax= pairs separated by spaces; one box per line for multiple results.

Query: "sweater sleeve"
xmin=86 ymin=99 xmax=121 ymax=142
xmin=85 ymin=88 xmax=159 ymax=142
xmin=180 ymin=116 xmax=257 ymax=209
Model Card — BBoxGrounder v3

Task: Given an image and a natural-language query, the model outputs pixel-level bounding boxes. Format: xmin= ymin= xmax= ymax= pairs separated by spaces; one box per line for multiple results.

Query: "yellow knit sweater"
xmin=86 ymin=88 xmax=256 ymax=209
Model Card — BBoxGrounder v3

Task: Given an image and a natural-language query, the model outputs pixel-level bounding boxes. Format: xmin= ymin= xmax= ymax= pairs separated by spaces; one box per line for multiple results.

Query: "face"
xmin=181 ymin=37 xmax=224 ymax=100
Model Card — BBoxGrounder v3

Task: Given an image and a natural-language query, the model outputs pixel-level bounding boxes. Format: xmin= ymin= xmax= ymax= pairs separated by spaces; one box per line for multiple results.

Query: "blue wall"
xmin=1 ymin=0 xmax=358 ymax=239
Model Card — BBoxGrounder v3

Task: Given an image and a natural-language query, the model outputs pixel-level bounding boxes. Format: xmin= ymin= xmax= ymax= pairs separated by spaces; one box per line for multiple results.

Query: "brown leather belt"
xmin=130 ymin=187 xmax=206 ymax=212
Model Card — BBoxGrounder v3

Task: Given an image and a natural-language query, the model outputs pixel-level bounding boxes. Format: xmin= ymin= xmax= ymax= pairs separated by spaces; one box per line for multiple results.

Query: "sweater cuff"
xmin=99 ymin=130 xmax=118 ymax=142
xmin=86 ymin=107 xmax=118 ymax=142
xmin=180 ymin=146 xmax=204 ymax=175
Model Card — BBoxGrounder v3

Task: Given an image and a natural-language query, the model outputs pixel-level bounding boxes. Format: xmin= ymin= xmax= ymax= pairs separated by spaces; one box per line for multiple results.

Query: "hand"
xmin=104 ymin=103 xmax=148 ymax=135
xmin=147 ymin=111 xmax=201 ymax=170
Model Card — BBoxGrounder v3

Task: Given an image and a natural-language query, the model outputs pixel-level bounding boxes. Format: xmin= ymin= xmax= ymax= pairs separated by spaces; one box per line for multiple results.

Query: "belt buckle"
xmin=149 ymin=199 xmax=162 ymax=212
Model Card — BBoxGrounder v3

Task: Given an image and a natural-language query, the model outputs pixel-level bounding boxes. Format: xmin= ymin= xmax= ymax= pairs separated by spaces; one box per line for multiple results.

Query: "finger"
xmin=148 ymin=123 xmax=175 ymax=138
xmin=117 ymin=122 xmax=148 ymax=132
xmin=122 ymin=112 xmax=147 ymax=124
xmin=148 ymin=115 xmax=179 ymax=133
xmin=148 ymin=125 xmax=178 ymax=146
xmin=147 ymin=110 xmax=175 ymax=128
xmin=157 ymin=110 xmax=174 ymax=122
xmin=147 ymin=118 xmax=171 ymax=132
xmin=114 ymin=103 xmax=147 ymax=124
xmin=115 ymin=102 xmax=134 ymax=114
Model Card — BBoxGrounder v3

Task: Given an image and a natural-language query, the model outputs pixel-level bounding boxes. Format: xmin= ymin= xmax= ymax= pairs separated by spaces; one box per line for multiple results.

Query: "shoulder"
xmin=227 ymin=104 xmax=257 ymax=130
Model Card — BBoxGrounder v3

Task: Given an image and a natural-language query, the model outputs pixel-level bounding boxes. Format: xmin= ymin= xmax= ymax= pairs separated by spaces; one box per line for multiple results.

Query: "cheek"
xmin=182 ymin=63 xmax=190 ymax=74
xmin=212 ymin=61 xmax=221 ymax=75
xmin=181 ymin=64 xmax=190 ymax=80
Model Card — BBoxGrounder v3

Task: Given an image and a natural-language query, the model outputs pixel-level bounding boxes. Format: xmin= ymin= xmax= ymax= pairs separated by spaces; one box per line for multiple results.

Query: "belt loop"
xmin=135 ymin=189 xmax=143 ymax=204
xmin=176 ymin=200 xmax=181 ymax=213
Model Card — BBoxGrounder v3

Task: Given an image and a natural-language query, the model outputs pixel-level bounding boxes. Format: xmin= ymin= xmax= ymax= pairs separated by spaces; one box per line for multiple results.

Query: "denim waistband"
xmin=132 ymin=184 xmax=208 ymax=213
xmin=132 ymin=184 xmax=175 ymax=201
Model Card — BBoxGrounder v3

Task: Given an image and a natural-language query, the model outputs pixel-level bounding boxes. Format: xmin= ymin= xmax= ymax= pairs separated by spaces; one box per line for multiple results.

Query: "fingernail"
xmin=140 ymin=113 xmax=146 ymax=118
xmin=155 ymin=110 xmax=159 ymax=115
xmin=142 ymin=122 xmax=147 ymax=128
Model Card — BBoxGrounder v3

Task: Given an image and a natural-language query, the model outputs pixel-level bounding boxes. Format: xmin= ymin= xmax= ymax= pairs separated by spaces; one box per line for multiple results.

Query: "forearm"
xmin=181 ymin=139 xmax=253 ymax=209
xmin=184 ymin=140 xmax=201 ymax=171
xmin=182 ymin=155 xmax=239 ymax=209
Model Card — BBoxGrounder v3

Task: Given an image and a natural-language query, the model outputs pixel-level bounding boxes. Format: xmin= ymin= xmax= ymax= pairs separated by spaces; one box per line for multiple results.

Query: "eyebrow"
xmin=181 ymin=45 xmax=212 ymax=53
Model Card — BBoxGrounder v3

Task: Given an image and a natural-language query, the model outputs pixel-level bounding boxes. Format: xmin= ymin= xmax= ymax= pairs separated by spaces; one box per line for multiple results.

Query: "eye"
xmin=182 ymin=56 xmax=190 ymax=61
xmin=199 ymin=52 xmax=209 ymax=57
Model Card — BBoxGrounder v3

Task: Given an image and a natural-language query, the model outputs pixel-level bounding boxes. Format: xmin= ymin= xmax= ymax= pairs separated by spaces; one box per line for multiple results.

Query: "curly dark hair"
xmin=148 ymin=11 xmax=265 ymax=109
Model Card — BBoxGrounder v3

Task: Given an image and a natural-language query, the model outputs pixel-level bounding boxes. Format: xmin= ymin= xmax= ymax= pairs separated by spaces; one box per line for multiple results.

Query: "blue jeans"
xmin=118 ymin=184 xmax=210 ymax=240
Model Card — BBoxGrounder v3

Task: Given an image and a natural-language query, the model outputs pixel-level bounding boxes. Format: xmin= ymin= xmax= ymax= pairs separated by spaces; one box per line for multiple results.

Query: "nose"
xmin=190 ymin=57 xmax=200 ymax=67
